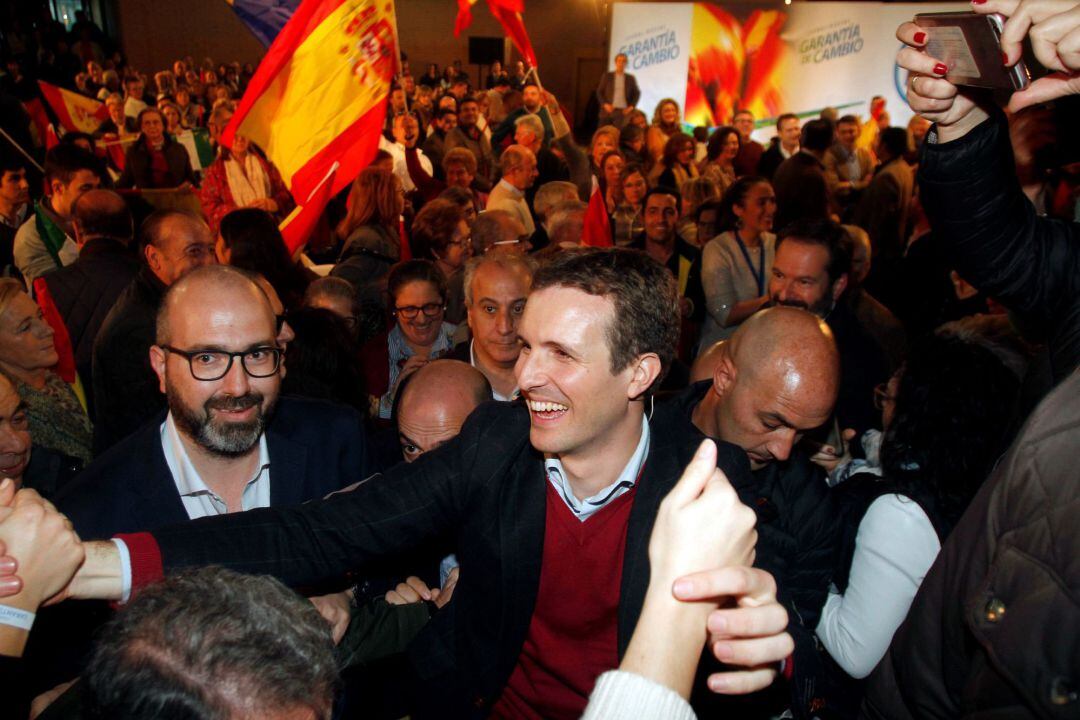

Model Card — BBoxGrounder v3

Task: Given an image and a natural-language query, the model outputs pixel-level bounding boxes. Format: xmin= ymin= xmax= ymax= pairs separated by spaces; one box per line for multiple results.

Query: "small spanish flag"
xmin=37 ymin=81 xmax=109 ymax=135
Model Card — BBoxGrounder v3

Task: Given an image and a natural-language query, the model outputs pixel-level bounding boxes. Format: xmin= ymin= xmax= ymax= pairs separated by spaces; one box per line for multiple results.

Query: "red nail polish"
xmin=913 ymin=31 xmax=926 ymax=44
xmin=1002 ymin=51 xmax=1010 ymax=65
xmin=971 ymin=0 xmax=987 ymax=5
xmin=933 ymin=62 xmax=948 ymax=76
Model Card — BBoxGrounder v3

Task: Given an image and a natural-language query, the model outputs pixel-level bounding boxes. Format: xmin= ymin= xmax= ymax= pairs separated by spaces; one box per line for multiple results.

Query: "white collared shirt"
xmin=545 ymin=415 xmax=650 ymax=522
xmin=780 ymin=143 xmax=799 ymax=160
xmin=469 ymin=340 xmax=517 ymax=402
xmin=160 ymin=413 xmax=272 ymax=519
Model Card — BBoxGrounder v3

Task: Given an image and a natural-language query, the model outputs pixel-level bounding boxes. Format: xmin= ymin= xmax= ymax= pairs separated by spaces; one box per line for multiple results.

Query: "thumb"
xmin=668 ymin=439 xmax=718 ymax=507
xmin=1008 ymin=74 xmax=1080 ymax=113
xmin=0 ymin=478 xmax=14 ymax=507
xmin=842 ymin=428 xmax=857 ymax=441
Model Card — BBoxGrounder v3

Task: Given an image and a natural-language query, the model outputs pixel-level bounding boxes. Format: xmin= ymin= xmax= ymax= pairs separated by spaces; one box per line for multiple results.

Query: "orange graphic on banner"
xmin=684 ymin=4 xmax=789 ymax=128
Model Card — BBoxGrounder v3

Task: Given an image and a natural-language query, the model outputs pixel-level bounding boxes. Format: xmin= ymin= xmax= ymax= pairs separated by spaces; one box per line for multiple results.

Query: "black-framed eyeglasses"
xmin=162 ymin=345 xmax=283 ymax=381
xmin=394 ymin=303 xmax=444 ymax=319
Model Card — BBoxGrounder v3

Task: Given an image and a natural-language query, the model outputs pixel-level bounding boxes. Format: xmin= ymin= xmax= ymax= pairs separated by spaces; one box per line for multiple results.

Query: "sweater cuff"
xmin=113 ymin=532 xmax=164 ymax=600
xmin=581 ymin=671 xmax=696 ymax=720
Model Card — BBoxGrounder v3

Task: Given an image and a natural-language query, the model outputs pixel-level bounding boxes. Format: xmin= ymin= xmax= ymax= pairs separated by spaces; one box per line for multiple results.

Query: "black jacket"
xmin=918 ymin=111 xmax=1080 ymax=382
xmin=91 ymin=265 xmax=166 ymax=454
xmin=772 ymin=151 xmax=830 ymax=233
xmin=129 ymin=400 xmax=753 ymax=717
xmin=826 ymin=299 xmax=890 ymax=437
xmin=665 ymin=382 xmax=843 ymax=718
xmin=58 ymin=395 xmax=374 ymax=539
xmin=39 ymin=237 xmax=139 ymax=409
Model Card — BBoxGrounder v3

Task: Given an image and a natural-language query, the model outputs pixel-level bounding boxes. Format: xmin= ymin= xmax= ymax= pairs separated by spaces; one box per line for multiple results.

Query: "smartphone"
xmin=914 ymin=11 xmax=1031 ymax=90
xmin=802 ymin=416 xmax=846 ymax=458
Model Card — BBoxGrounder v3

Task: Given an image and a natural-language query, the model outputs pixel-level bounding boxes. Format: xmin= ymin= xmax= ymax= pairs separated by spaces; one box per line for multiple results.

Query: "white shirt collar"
xmin=497 ymin=177 xmax=524 ymax=199
xmin=161 ymin=413 xmax=271 ymax=518
xmin=469 ymin=339 xmax=517 ymax=402
xmin=545 ymin=414 xmax=650 ymax=522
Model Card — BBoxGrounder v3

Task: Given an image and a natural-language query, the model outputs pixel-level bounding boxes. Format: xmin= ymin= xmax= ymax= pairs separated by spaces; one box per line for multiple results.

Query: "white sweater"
xmin=582 ymin=671 xmax=696 ymax=720
xmin=816 ymin=493 xmax=941 ymax=678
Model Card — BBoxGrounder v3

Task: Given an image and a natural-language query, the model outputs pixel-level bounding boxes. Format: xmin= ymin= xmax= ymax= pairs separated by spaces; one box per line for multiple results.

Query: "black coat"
xmin=58 ymin=395 xmax=374 ymax=540
xmin=918 ymin=110 xmax=1080 ymax=382
xmin=772 ymin=151 xmax=830 ymax=233
xmin=91 ymin=265 xmax=166 ymax=454
xmin=127 ymin=400 xmax=753 ymax=717
xmin=38 ymin=237 xmax=139 ymax=410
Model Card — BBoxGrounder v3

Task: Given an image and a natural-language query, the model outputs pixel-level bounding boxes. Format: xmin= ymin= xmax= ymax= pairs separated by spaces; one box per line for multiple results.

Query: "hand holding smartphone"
xmin=914 ymin=11 xmax=1034 ymax=90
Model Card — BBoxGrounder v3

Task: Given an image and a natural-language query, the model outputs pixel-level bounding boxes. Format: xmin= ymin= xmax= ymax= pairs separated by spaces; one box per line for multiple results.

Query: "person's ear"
xmin=144 ymin=243 xmax=160 ymax=272
xmin=832 ymin=273 xmax=849 ymax=302
xmin=149 ymin=345 xmax=168 ymax=394
xmin=712 ymin=353 xmax=737 ymax=397
xmin=627 ymin=353 xmax=662 ymax=400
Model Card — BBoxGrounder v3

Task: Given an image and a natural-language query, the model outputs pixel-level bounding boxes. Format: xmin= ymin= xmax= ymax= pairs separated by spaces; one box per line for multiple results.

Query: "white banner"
xmin=608 ymin=2 xmax=965 ymax=138
xmin=609 ymin=3 xmax=694 ymax=125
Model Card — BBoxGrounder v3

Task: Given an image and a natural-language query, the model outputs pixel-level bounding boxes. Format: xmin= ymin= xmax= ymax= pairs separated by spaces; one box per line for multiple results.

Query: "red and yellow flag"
xmin=224 ymin=0 xmax=398 ymax=205
xmin=37 ymin=81 xmax=108 ymax=135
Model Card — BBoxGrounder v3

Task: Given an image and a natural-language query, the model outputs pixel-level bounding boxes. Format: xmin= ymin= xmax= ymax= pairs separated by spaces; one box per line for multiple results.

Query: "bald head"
xmin=72 ymin=189 xmax=132 ymax=246
xmin=142 ymin=210 xmax=217 ymax=286
xmin=472 ymin=210 xmax=525 ymax=255
xmin=729 ymin=307 xmax=839 ymax=398
xmin=156 ymin=265 xmax=275 ymax=346
xmin=694 ymin=307 xmax=839 ymax=468
xmin=396 ymin=360 xmax=491 ymax=462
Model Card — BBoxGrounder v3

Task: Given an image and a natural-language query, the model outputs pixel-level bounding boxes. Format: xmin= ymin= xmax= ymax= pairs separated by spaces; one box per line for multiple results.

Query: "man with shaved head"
xmin=661 ymin=305 xmax=843 ymax=715
xmin=91 ymin=209 xmax=218 ymax=452
xmin=395 ymin=359 xmax=491 ymax=462
xmin=33 ymin=189 xmax=139 ymax=407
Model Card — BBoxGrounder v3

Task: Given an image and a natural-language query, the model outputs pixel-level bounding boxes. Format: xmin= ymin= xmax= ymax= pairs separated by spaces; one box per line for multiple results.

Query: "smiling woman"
xmin=0 ymin=279 xmax=92 ymax=492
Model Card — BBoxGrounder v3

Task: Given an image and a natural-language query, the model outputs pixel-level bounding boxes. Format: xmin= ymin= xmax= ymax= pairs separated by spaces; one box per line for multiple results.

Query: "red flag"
xmin=581 ymin=186 xmax=612 ymax=248
xmin=398 ymin=218 xmax=412 ymax=261
xmin=45 ymin=124 xmax=60 ymax=149
xmin=23 ymin=98 xmax=51 ymax=147
xmin=280 ymin=162 xmax=338 ymax=255
xmin=454 ymin=0 xmax=478 ymax=36
xmin=487 ymin=1 xmax=537 ymax=68
xmin=454 ymin=0 xmax=537 ymax=69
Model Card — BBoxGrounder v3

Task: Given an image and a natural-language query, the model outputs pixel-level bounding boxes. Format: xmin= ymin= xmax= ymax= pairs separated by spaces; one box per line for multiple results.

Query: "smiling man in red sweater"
xmin=12 ymin=248 xmax=790 ymax=718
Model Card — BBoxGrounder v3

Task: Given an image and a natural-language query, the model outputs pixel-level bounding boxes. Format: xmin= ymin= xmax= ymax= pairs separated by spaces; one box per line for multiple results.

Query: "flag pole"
xmin=0 ymin=126 xmax=44 ymax=172
xmin=389 ymin=0 xmax=405 ymax=85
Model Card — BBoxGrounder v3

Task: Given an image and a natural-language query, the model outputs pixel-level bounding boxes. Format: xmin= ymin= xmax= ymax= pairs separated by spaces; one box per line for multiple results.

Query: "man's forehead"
xmin=475 ymin=263 xmax=529 ymax=293
xmin=777 ymin=241 xmax=828 ymax=273
xmin=646 ymin=194 xmax=677 ymax=210
xmin=169 ymin=287 xmax=276 ymax=342
xmin=522 ymin=286 xmax=612 ymax=335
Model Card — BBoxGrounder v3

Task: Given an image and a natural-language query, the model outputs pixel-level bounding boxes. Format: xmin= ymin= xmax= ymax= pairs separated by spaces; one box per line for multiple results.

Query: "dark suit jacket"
xmin=116 ymin=135 xmax=196 ymax=189
xmin=91 ymin=265 xmax=166 ymax=454
xmin=772 ymin=150 xmax=830 ymax=233
xmin=595 ymin=71 xmax=641 ymax=109
xmin=852 ymin=157 xmax=914 ymax=262
xmin=58 ymin=395 xmax=374 ymax=540
xmin=137 ymin=400 xmax=752 ymax=716
xmin=37 ymin=237 xmax=139 ymax=409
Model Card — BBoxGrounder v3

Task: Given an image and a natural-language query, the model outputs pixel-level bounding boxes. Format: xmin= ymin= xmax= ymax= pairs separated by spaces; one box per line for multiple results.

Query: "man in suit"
xmin=732 ymin=109 xmax=764 ymax=178
xmin=61 ymin=264 xmax=372 ymax=537
xmin=853 ymin=127 xmax=914 ymax=308
xmin=771 ymin=118 xmax=833 ymax=233
xmin=595 ymin=53 xmax=641 ymax=130
xmin=757 ymin=113 xmax=800 ymax=181
xmin=824 ymin=115 xmax=874 ymax=216
xmin=91 ymin=209 xmax=217 ymax=453
xmin=33 ymin=190 xmax=139 ymax=411
xmin=49 ymin=249 xmax=791 ymax=718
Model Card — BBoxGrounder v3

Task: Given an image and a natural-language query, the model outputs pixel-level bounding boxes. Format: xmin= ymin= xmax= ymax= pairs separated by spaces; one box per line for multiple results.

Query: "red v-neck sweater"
xmin=492 ymin=482 xmax=638 ymax=719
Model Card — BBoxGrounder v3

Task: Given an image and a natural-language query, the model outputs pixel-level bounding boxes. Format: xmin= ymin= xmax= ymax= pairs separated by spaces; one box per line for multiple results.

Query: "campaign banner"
xmin=609 ymin=2 xmax=964 ymax=138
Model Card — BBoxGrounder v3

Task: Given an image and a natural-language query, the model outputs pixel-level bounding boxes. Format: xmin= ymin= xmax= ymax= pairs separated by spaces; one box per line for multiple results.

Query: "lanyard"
xmin=733 ymin=233 xmax=765 ymax=296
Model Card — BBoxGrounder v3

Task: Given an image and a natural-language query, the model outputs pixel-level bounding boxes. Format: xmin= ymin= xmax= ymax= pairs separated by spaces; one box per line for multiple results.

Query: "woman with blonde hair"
xmin=646 ymin=98 xmax=682 ymax=163
xmin=0 ymin=279 xmax=92 ymax=478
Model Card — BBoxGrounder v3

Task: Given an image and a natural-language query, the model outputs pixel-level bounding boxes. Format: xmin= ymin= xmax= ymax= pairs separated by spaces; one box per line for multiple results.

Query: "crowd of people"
xmin=0 ymin=0 xmax=1079 ymax=718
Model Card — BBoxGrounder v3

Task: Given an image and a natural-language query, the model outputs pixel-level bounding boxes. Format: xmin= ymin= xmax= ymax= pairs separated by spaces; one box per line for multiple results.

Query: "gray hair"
xmin=533 ymin=181 xmax=580 ymax=222
xmin=547 ymin=200 xmax=588 ymax=247
xmin=463 ymin=253 xmax=537 ymax=305
xmin=513 ymin=113 xmax=545 ymax=141
xmin=84 ymin=567 xmax=338 ymax=720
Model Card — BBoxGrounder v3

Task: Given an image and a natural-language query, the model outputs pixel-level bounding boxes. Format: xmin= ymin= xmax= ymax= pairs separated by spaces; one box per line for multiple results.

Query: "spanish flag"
xmin=223 ymin=0 xmax=398 ymax=207
xmin=454 ymin=0 xmax=537 ymax=69
xmin=38 ymin=81 xmax=109 ymax=134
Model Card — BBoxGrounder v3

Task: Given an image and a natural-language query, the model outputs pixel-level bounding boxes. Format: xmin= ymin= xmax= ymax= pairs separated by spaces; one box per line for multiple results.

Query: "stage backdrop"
xmin=609 ymin=1 xmax=964 ymax=138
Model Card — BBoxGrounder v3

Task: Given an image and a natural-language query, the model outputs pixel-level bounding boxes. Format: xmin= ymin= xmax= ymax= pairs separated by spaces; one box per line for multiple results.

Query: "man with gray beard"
xmin=57 ymin=264 xmax=374 ymax=537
